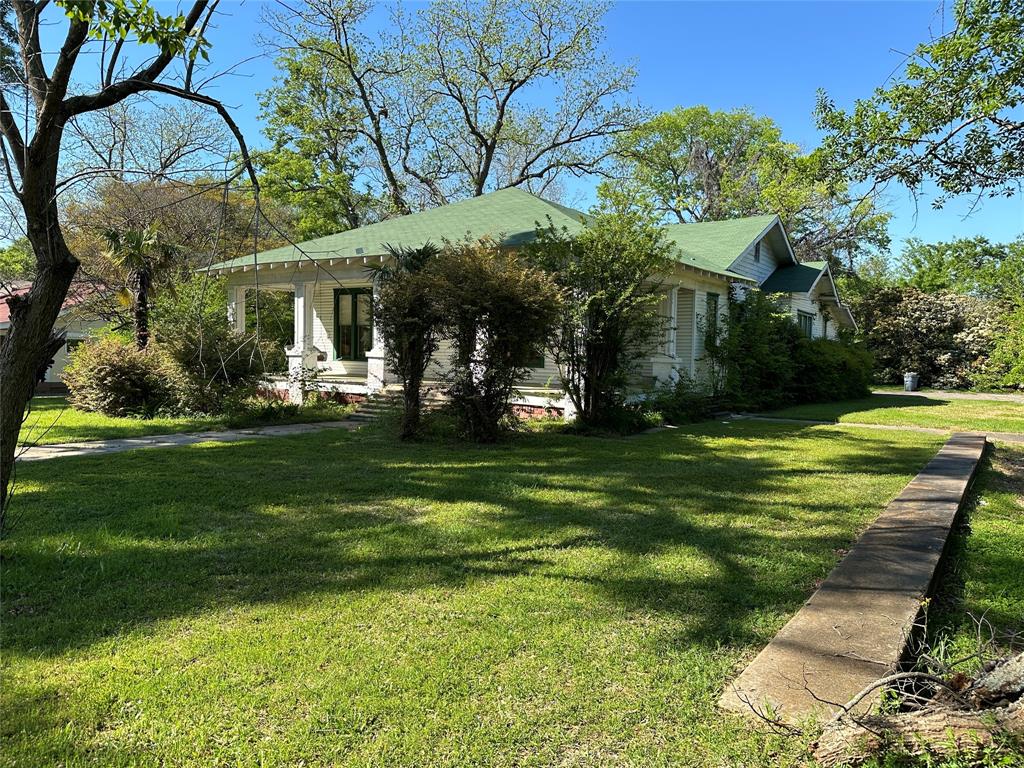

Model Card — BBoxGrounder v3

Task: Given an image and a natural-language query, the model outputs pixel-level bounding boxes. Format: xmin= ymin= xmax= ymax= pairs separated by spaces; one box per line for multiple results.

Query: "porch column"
xmin=365 ymin=280 xmax=386 ymax=393
xmin=669 ymin=286 xmax=682 ymax=383
xmin=286 ymin=282 xmax=317 ymax=403
xmin=226 ymin=285 xmax=246 ymax=333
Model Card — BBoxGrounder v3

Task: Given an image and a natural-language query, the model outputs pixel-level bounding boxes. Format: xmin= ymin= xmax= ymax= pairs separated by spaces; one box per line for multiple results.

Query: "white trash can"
xmin=903 ymin=372 xmax=919 ymax=392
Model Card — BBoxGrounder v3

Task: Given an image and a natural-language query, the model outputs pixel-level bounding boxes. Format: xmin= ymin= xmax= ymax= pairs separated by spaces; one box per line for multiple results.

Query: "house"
xmin=205 ymin=187 xmax=855 ymax=415
xmin=0 ymin=282 xmax=107 ymax=393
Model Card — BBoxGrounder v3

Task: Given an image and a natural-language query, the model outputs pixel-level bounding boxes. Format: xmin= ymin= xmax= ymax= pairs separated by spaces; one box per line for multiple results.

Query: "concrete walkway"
xmin=17 ymin=420 xmax=359 ymax=462
xmin=736 ymin=414 xmax=1024 ymax=444
xmin=719 ymin=433 xmax=988 ymax=724
xmin=874 ymin=388 xmax=1024 ymax=403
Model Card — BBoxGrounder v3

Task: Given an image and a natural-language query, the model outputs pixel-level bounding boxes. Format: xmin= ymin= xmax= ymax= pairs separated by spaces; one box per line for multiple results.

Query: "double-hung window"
xmin=706 ymin=293 xmax=720 ymax=338
xmin=797 ymin=311 xmax=815 ymax=338
xmin=334 ymin=288 xmax=373 ymax=361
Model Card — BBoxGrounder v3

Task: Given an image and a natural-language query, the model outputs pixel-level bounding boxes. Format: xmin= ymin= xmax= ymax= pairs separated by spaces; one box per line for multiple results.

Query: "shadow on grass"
xmin=768 ymin=394 xmax=950 ymax=422
xmin=2 ymin=421 xmax=941 ymax=659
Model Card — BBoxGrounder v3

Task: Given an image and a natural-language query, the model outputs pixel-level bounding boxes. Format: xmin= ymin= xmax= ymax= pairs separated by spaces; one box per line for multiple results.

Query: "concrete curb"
xmin=719 ymin=432 xmax=989 ymax=724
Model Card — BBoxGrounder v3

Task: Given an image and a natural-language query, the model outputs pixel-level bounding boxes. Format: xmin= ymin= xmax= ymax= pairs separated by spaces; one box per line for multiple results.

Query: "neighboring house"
xmin=206 ymin=187 xmax=855 ymax=415
xmin=0 ymin=283 xmax=107 ymax=392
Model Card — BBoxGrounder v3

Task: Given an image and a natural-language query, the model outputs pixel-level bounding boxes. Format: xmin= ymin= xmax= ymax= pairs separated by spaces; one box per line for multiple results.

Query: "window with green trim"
xmin=334 ymin=288 xmax=373 ymax=361
xmin=797 ymin=311 xmax=814 ymax=338
xmin=526 ymin=349 xmax=545 ymax=368
xmin=705 ymin=292 xmax=720 ymax=337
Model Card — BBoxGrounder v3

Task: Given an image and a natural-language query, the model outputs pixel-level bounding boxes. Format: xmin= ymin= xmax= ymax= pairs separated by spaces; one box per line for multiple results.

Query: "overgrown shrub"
xmin=705 ymin=287 xmax=872 ymax=410
xmin=153 ymin=274 xmax=276 ymax=413
xmin=372 ymin=243 xmax=443 ymax=440
xmin=705 ymin=288 xmax=804 ymax=410
xmin=792 ymin=338 xmax=873 ymax=403
xmin=648 ymin=372 xmax=715 ymax=425
xmin=972 ymin=303 xmax=1024 ymax=390
xmin=64 ymin=334 xmax=174 ymax=417
xmin=853 ymin=286 xmax=999 ymax=388
xmin=433 ymin=238 xmax=562 ymax=442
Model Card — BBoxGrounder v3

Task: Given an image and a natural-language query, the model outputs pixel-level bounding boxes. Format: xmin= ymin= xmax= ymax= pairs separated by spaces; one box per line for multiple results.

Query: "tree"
xmin=433 ymin=238 xmax=561 ymax=441
xmin=0 ymin=236 xmax=32 ymax=282
xmin=529 ymin=193 xmax=673 ymax=426
xmin=613 ymin=106 xmax=891 ymax=268
xmin=0 ymin=0 xmax=257 ymax=519
xmin=816 ymin=0 xmax=1024 ymax=204
xmin=371 ymin=243 xmax=443 ymax=439
xmin=897 ymin=236 xmax=1024 ymax=304
xmin=101 ymin=225 xmax=177 ymax=349
xmin=262 ymin=0 xmax=642 ymax=215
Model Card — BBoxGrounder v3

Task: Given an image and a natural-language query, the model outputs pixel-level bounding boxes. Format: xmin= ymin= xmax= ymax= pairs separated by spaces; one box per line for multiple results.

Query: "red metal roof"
xmin=0 ymin=282 xmax=100 ymax=325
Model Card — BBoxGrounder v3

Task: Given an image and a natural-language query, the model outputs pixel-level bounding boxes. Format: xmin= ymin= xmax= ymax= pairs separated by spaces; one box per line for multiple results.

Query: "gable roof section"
xmin=206 ymin=187 xmax=588 ymax=272
xmin=760 ymin=260 xmax=827 ymax=293
xmin=662 ymin=213 xmax=784 ymax=278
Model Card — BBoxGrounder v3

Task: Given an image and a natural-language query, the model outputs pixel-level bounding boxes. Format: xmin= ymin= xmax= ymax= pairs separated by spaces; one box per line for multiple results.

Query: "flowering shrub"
xmin=853 ymin=286 xmax=999 ymax=387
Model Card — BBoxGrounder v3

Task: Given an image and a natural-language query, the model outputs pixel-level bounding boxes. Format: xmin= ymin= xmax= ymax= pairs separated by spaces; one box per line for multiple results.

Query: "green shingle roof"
xmin=662 ymin=214 xmax=779 ymax=276
xmin=206 ymin=187 xmax=588 ymax=271
xmin=208 ymin=189 xmax=784 ymax=282
xmin=760 ymin=261 xmax=827 ymax=293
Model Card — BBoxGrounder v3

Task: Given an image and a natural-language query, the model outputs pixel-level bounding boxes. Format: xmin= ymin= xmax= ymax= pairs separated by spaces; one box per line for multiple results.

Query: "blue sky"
xmin=55 ymin=1 xmax=1024 ymax=252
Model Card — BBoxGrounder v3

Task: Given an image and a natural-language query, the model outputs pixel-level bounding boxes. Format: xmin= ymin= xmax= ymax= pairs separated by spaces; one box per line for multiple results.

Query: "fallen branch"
xmin=813 ymin=652 xmax=1024 ymax=767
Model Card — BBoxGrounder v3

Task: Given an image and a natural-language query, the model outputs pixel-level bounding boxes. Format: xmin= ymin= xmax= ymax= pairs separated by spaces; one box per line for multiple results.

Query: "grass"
xmin=765 ymin=393 xmax=1024 ymax=434
xmin=929 ymin=443 xmax=1024 ymax=668
xmin=18 ymin=397 xmax=353 ymax=447
xmin=1 ymin=420 xmax=948 ymax=767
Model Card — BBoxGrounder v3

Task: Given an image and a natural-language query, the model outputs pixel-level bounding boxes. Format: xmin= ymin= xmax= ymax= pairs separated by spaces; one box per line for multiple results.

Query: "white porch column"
xmin=226 ymin=285 xmax=246 ymax=333
xmin=286 ymin=282 xmax=317 ymax=403
xmin=668 ymin=286 xmax=680 ymax=381
xmin=365 ymin=280 xmax=386 ymax=393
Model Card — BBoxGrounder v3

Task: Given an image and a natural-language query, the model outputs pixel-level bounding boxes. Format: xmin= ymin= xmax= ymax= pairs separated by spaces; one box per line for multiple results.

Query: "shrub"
xmin=64 ymin=334 xmax=174 ymax=417
xmin=432 ymin=238 xmax=562 ymax=442
xmin=153 ymin=274 xmax=277 ymax=413
xmin=648 ymin=372 xmax=715 ymax=425
xmin=972 ymin=303 xmax=1024 ymax=390
xmin=705 ymin=288 xmax=804 ymax=410
xmin=527 ymin=192 xmax=674 ymax=428
xmin=853 ymin=286 xmax=999 ymax=388
xmin=160 ymin=328 xmax=270 ymax=414
xmin=704 ymin=287 xmax=873 ymax=411
xmin=792 ymin=338 xmax=873 ymax=403
xmin=371 ymin=243 xmax=444 ymax=440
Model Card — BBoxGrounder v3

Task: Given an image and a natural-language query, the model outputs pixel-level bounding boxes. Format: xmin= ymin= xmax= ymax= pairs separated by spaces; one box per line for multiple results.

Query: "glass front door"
xmin=334 ymin=288 xmax=373 ymax=361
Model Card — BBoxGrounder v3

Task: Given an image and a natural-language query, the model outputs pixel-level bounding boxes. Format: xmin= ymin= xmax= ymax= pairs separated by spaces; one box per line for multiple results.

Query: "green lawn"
xmin=2 ymin=421 xmax=947 ymax=767
xmin=929 ymin=443 xmax=1024 ymax=669
xmin=18 ymin=397 xmax=352 ymax=446
xmin=766 ymin=394 xmax=1024 ymax=434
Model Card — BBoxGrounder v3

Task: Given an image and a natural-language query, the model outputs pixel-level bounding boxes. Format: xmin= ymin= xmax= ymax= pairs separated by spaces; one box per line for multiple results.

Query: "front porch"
xmin=224 ymin=265 xmax=729 ymax=417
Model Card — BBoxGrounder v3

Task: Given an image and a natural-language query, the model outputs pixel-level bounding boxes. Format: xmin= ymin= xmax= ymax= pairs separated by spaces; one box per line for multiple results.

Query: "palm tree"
xmin=102 ymin=225 xmax=178 ymax=349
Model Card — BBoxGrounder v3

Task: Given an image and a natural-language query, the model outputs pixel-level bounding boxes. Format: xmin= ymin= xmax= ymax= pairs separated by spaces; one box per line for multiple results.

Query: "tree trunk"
xmin=0 ymin=124 xmax=79 ymax=524
xmin=134 ymin=269 xmax=151 ymax=349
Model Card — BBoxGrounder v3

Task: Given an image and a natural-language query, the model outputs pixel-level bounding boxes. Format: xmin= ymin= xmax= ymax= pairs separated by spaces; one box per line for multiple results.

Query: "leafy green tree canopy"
xmin=816 ymin=0 xmax=1024 ymax=204
xmin=898 ymin=236 xmax=1024 ymax=303
xmin=0 ymin=237 xmax=33 ymax=282
xmin=613 ymin=106 xmax=891 ymax=268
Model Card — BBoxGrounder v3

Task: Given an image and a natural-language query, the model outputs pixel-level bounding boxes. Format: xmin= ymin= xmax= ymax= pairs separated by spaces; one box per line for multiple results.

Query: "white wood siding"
xmin=730 ymin=233 xmax=784 ymax=283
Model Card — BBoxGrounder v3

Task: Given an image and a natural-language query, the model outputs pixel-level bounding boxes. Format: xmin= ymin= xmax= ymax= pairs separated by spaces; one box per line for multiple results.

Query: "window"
xmin=797 ymin=311 xmax=814 ymax=338
xmin=753 ymin=241 xmax=761 ymax=263
xmin=66 ymin=339 xmax=83 ymax=355
xmin=706 ymin=293 xmax=720 ymax=338
xmin=334 ymin=288 xmax=373 ymax=360
xmin=526 ymin=348 xmax=545 ymax=369
xmin=822 ymin=314 xmax=830 ymax=339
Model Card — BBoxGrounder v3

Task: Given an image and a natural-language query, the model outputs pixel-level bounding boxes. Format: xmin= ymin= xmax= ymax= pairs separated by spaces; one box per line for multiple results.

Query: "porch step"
xmin=346 ymin=390 xmax=446 ymax=424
